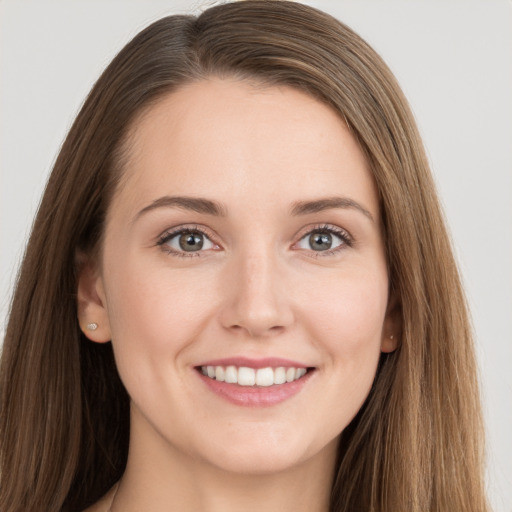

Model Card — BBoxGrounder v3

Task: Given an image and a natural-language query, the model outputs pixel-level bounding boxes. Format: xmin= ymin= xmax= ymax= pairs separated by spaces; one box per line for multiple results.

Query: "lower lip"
xmin=196 ymin=370 xmax=314 ymax=407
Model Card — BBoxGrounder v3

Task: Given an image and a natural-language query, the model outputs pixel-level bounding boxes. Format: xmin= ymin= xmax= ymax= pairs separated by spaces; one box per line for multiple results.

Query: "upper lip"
xmin=195 ymin=357 xmax=311 ymax=369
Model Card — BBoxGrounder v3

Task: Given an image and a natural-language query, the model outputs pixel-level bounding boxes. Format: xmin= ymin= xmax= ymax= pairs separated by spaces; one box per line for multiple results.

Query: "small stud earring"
xmin=87 ymin=323 xmax=98 ymax=331
xmin=390 ymin=334 xmax=394 ymax=340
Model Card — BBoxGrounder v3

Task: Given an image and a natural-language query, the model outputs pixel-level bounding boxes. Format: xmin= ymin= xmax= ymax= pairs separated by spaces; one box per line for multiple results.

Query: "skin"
xmin=79 ymin=78 xmax=398 ymax=512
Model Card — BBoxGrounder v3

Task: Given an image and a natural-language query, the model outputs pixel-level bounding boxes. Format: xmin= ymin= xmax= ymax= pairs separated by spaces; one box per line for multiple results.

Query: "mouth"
xmin=195 ymin=364 xmax=315 ymax=406
xmin=194 ymin=357 xmax=316 ymax=406
xmin=197 ymin=365 xmax=313 ymax=387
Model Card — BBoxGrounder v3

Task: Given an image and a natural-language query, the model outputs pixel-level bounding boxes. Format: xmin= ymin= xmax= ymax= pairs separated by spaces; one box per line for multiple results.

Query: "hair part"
xmin=0 ymin=2 xmax=488 ymax=511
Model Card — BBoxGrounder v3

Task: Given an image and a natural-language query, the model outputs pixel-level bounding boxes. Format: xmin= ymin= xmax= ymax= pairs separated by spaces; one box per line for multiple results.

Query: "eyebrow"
xmin=134 ymin=195 xmax=374 ymax=223
xmin=135 ymin=196 xmax=227 ymax=221
xmin=290 ymin=197 xmax=375 ymax=222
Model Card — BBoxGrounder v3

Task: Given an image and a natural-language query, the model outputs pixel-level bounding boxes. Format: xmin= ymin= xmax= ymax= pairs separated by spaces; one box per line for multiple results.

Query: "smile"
xmin=200 ymin=365 xmax=308 ymax=387
xmin=195 ymin=358 xmax=315 ymax=406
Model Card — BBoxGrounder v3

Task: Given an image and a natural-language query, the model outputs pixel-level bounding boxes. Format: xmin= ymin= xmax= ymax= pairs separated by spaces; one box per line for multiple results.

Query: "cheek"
xmin=300 ymin=265 xmax=388 ymax=403
xmin=102 ymin=258 xmax=221 ymax=424
xmin=302 ymin=266 xmax=388 ymax=346
xmin=103 ymin=254 xmax=218 ymax=364
xmin=301 ymin=270 xmax=387 ymax=431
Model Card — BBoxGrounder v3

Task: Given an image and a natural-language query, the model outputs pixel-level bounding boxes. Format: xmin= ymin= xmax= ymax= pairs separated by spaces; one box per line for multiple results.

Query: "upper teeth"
xmin=201 ymin=365 xmax=307 ymax=387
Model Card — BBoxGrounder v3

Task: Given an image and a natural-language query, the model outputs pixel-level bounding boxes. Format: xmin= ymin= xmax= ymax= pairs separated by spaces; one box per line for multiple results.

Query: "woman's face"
xmin=82 ymin=78 xmax=396 ymax=475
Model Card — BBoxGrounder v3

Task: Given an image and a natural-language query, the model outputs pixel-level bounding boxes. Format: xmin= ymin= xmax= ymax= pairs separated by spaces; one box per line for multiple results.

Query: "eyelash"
xmin=156 ymin=223 xmax=353 ymax=258
xmin=295 ymin=224 xmax=353 ymax=258
xmin=157 ymin=225 xmax=216 ymax=258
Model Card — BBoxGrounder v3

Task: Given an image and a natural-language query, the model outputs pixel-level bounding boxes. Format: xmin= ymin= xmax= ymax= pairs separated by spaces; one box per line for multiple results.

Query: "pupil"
xmin=179 ymin=232 xmax=204 ymax=251
xmin=310 ymin=232 xmax=332 ymax=251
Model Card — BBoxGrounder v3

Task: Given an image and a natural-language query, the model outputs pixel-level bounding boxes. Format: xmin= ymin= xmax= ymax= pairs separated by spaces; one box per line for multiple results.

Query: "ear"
xmin=76 ymin=251 xmax=112 ymax=343
xmin=381 ymin=290 xmax=401 ymax=353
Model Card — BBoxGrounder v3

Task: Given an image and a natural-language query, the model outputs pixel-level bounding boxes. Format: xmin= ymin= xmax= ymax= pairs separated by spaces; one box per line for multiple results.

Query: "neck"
xmin=111 ymin=409 xmax=337 ymax=512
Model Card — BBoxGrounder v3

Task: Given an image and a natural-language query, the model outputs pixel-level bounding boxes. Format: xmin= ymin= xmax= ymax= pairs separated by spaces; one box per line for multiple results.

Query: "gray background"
xmin=1 ymin=1 xmax=511 ymax=509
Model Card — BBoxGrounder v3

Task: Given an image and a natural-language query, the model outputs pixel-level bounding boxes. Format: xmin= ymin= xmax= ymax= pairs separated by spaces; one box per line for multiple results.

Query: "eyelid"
xmin=155 ymin=222 xmax=353 ymax=258
xmin=292 ymin=223 xmax=353 ymax=256
xmin=156 ymin=224 xmax=221 ymax=256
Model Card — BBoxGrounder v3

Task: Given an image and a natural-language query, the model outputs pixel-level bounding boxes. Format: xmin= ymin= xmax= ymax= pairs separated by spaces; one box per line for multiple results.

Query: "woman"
xmin=0 ymin=1 xmax=489 ymax=511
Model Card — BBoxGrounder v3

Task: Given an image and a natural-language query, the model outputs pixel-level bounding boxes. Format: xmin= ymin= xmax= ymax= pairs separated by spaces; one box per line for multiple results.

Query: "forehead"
xmin=111 ymin=78 xmax=379 ymax=220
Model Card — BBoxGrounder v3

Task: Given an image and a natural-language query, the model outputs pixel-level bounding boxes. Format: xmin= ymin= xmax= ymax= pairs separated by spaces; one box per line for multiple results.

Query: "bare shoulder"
xmin=82 ymin=484 xmax=118 ymax=512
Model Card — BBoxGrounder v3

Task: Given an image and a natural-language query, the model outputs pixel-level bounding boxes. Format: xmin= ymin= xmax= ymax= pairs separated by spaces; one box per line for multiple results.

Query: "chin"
xmin=194 ymin=429 xmax=337 ymax=476
xmin=206 ymin=449 xmax=308 ymax=475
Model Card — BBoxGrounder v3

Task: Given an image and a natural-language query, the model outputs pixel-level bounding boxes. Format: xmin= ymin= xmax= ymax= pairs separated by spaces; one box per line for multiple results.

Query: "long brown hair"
xmin=0 ymin=2 xmax=488 ymax=510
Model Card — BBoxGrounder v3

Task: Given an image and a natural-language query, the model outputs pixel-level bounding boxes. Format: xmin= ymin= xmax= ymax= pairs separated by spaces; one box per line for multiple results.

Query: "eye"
xmin=295 ymin=226 xmax=351 ymax=253
xmin=157 ymin=227 xmax=217 ymax=255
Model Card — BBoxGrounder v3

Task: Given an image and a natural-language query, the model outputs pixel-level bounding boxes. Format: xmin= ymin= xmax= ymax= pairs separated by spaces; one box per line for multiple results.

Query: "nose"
xmin=219 ymin=248 xmax=295 ymax=339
